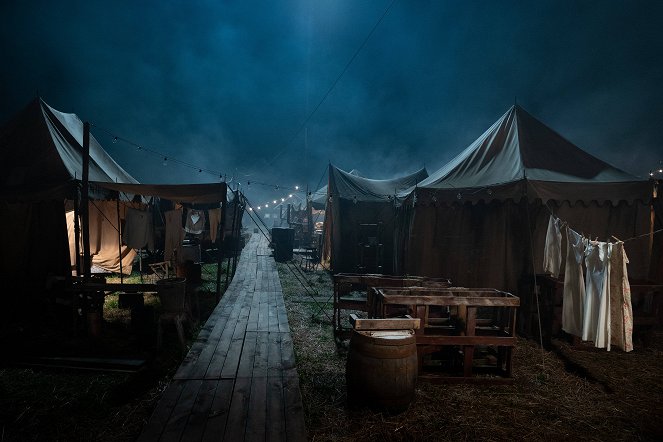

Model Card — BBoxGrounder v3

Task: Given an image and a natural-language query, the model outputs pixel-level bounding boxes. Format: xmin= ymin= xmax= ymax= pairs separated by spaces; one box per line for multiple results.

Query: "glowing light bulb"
xmin=295 ymin=186 xmax=299 ymax=190
xmin=257 ymin=206 xmax=261 ymax=210
xmin=288 ymin=194 xmax=292 ymax=198
xmin=248 ymin=207 xmax=253 ymax=211
xmin=273 ymin=200 xmax=277 ymax=204
xmin=281 ymin=198 xmax=285 ymax=202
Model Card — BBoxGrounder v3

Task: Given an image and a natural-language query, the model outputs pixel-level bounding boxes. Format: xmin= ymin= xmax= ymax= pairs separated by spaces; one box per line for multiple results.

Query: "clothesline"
xmin=544 ymin=203 xmax=662 ymax=244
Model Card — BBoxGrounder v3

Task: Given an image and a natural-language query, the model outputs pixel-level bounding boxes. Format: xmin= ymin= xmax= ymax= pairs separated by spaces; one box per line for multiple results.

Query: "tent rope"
xmin=524 ymin=186 xmax=547 ymax=370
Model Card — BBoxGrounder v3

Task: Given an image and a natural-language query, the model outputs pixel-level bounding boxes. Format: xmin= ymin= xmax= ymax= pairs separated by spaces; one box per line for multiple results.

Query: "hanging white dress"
xmin=543 ymin=215 xmax=562 ymax=276
xmin=582 ymin=240 xmax=612 ymax=349
xmin=562 ymin=228 xmax=586 ymax=337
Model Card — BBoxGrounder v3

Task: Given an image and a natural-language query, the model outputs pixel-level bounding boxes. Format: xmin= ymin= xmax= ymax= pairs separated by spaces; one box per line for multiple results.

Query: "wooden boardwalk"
xmin=138 ymin=234 xmax=307 ymax=441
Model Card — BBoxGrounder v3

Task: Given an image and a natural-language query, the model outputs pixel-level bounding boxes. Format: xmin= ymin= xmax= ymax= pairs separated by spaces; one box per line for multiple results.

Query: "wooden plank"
xmin=203 ymin=300 xmax=244 ymax=380
xmin=245 ymin=376 xmax=267 ymax=442
xmin=201 ymin=379 xmax=234 ymax=442
xmin=415 ymin=335 xmax=517 ymax=346
xmin=349 ymin=314 xmax=420 ymax=330
xmin=268 ymin=291 xmax=280 ymax=332
xmin=219 ymin=315 xmax=250 ymax=378
xmin=180 ymin=379 xmax=218 ymax=442
xmin=266 ymin=375 xmax=286 ymax=442
xmin=137 ymin=380 xmax=186 ymax=442
xmin=160 ymin=379 xmax=203 ymax=442
xmin=267 ymin=332 xmax=283 ymax=377
xmin=223 ymin=377 xmax=251 ymax=441
xmin=283 ymin=374 xmax=307 ymax=441
xmin=380 ymin=294 xmax=520 ymax=307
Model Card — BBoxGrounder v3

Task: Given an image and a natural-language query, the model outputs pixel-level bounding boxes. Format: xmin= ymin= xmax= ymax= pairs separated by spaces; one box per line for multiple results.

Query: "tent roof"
xmin=0 ymin=97 xmax=138 ymax=200
xmin=413 ymin=105 xmax=651 ymax=203
xmin=329 ymin=164 xmax=428 ymax=202
xmin=311 ymin=169 xmax=361 ymax=209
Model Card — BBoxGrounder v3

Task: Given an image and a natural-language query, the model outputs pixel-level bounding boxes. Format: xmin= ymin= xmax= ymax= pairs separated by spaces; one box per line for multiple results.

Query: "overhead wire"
xmin=266 ymin=0 xmax=399 ymax=167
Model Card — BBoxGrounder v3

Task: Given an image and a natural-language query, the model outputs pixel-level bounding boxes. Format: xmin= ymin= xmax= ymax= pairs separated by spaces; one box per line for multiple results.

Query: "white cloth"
xmin=609 ymin=242 xmax=634 ymax=352
xmin=543 ymin=215 xmax=563 ymax=276
xmin=122 ymin=207 xmax=154 ymax=251
xmin=562 ymin=228 xmax=586 ymax=337
xmin=582 ymin=240 xmax=612 ymax=349
xmin=184 ymin=209 xmax=206 ymax=235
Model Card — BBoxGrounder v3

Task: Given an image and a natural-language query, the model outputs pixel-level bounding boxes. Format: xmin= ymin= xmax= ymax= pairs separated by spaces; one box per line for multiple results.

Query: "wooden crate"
xmin=332 ymin=273 xmax=451 ymax=342
xmin=374 ymin=287 xmax=519 ymax=384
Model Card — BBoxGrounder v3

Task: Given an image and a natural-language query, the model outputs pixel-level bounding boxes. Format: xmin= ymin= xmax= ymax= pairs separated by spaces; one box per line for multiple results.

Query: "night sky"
xmin=1 ymin=0 xmax=661 ymax=206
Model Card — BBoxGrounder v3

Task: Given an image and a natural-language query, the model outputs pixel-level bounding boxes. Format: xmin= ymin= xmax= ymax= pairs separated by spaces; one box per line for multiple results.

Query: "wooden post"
xmin=81 ymin=122 xmax=91 ymax=282
xmin=73 ymin=189 xmax=81 ymax=277
xmin=216 ymin=188 xmax=227 ymax=304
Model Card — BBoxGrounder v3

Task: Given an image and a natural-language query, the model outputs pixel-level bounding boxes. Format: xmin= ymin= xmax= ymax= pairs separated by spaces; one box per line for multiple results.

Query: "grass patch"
xmin=277 ymin=263 xmax=663 ymax=442
xmin=0 ymin=259 xmax=231 ymax=441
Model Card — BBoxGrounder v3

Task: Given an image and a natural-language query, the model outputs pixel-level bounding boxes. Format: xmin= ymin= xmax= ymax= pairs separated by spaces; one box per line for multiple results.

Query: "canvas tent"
xmin=0 ymin=98 xmax=229 ymax=318
xmin=322 ymin=164 xmax=428 ymax=274
xmin=396 ymin=105 xmax=656 ymax=295
xmin=0 ymin=98 xmax=141 ymax=295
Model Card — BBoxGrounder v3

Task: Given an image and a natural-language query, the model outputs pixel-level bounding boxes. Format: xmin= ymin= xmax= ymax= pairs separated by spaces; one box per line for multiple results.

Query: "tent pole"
xmin=73 ymin=188 xmax=82 ymax=277
xmin=216 ymin=193 xmax=227 ymax=304
xmin=116 ymin=197 xmax=124 ymax=283
xmin=81 ymin=122 xmax=91 ymax=282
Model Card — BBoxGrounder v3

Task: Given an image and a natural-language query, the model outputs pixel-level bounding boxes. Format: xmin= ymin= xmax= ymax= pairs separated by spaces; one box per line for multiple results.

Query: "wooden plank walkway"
xmin=138 ymin=234 xmax=307 ymax=441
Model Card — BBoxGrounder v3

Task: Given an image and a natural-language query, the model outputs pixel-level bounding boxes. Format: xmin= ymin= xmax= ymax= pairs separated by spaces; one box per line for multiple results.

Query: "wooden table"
xmin=332 ymin=273 xmax=451 ymax=342
xmin=373 ymin=287 xmax=519 ymax=384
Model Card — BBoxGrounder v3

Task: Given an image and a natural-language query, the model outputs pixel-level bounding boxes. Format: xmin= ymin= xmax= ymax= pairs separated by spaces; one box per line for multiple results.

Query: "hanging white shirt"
xmin=543 ymin=215 xmax=562 ymax=277
xmin=582 ymin=240 xmax=612 ymax=350
xmin=562 ymin=228 xmax=586 ymax=337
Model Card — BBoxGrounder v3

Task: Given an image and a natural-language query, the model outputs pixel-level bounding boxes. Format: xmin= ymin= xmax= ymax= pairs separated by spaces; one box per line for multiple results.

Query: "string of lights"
xmin=90 ymin=122 xmax=304 ymax=191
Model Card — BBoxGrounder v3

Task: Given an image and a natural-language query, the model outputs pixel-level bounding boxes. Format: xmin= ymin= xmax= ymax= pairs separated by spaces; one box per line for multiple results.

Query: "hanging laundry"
xmin=165 ymin=208 xmax=184 ymax=264
xmin=122 ymin=207 xmax=154 ymax=251
xmin=562 ymin=228 xmax=586 ymax=337
xmin=543 ymin=215 xmax=563 ymax=276
xmin=609 ymin=242 xmax=634 ymax=352
xmin=185 ymin=209 xmax=206 ymax=235
xmin=208 ymin=207 xmax=222 ymax=243
xmin=582 ymin=241 xmax=612 ymax=350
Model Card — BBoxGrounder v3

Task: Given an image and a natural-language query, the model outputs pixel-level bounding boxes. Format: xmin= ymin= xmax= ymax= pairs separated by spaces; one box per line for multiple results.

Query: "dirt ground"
xmin=1 ymin=260 xmax=660 ymax=441
xmin=277 ymin=263 xmax=663 ymax=442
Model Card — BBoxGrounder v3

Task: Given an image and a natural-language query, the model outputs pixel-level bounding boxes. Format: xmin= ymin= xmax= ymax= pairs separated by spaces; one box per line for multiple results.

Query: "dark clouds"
xmin=1 ymin=0 xmax=661 ymax=205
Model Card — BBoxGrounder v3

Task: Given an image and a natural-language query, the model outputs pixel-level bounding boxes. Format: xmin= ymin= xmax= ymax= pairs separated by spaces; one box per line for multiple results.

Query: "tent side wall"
xmin=328 ymin=198 xmax=399 ymax=274
xmin=401 ymin=191 xmax=654 ymax=295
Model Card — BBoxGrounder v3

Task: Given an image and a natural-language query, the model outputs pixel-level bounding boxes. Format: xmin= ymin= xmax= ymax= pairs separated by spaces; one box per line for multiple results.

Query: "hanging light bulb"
xmin=273 ymin=200 xmax=277 ymax=204
xmin=163 ymin=157 xmax=168 ymax=166
xmin=265 ymin=204 xmax=269 ymax=208
xmin=137 ymin=145 xmax=142 ymax=150
xmin=113 ymin=136 xmax=118 ymax=143
xmin=198 ymin=169 xmax=202 ymax=173
xmin=248 ymin=207 xmax=253 ymax=211
xmin=281 ymin=198 xmax=285 ymax=202
xmin=295 ymin=185 xmax=299 ymax=190
xmin=257 ymin=206 xmax=261 ymax=210
xmin=353 ymin=195 xmax=357 ymax=204
xmin=288 ymin=194 xmax=292 ymax=198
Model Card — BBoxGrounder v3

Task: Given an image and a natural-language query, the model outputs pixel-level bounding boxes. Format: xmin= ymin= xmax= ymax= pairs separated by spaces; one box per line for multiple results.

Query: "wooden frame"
xmin=332 ymin=273 xmax=451 ymax=342
xmin=373 ymin=287 xmax=519 ymax=384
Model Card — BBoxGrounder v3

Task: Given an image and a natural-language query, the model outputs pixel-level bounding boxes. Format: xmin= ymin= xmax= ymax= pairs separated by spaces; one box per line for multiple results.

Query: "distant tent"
xmin=322 ymin=164 xmax=428 ymax=274
xmin=397 ymin=105 xmax=655 ymax=295
xmin=311 ymin=169 xmax=362 ymax=210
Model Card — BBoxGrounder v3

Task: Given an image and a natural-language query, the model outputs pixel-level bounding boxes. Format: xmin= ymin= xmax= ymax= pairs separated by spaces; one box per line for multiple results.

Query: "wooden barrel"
xmin=346 ymin=329 xmax=418 ymax=414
